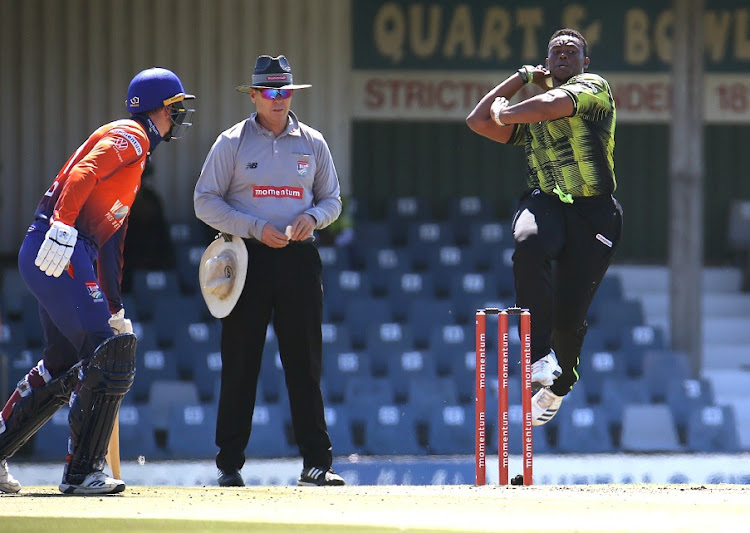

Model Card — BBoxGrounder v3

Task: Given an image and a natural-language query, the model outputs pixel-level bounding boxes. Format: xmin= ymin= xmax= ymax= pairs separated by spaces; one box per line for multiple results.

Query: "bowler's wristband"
xmin=517 ymin=65 xmax=534 ymax=85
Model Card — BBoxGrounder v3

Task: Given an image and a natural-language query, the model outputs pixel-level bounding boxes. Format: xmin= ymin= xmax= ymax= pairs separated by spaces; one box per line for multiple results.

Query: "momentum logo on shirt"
xmin=253 ymin=186 xmax=303 ymax=199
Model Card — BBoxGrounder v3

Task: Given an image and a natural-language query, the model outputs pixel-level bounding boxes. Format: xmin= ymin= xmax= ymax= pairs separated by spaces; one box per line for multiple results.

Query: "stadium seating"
xmin=641 ymin=350 xmax=692 ymax=402
xmin=323 ymin=270 xmax=372 ymax=322
xmin=130 ymin=347 xmax=179 ymax=402
xmin=385 ymin=350 xmax=438 ymax=403
xmin=555 ymin=406 xmax=614 ymax=453
xmin=427 ymin=404 xmax=474 ymax=455
xmin=386 ymin=272 xmax=437 ymax=313
xmin=577 ymin=349 xmax=627 ymax=404
xmin=245 ymin=403 xmax=296 ymax=458
xmin=363 ymin=323 xmax=416 ymax=374
xmin=118 ymin=403 xmax=164 ymax=460
xmin=165 ymin=403 xmax=218 ymax=459
xmin=363 ymin=405 xmax=425 ymax=455
xmin=405 ymin=297 xmax=456 ymax=349
xmin=322 ymin=350 xmax=372 ymax=404
xmin=33 ymin=406 xmax=70 ymax=461
xmin=664 ymin=377 xmax=715 ymax=433
xmin=620 ymin=404 xmax=682 ymax=452
xmin=618 ymin=324 xmax=667 ymax=376
xmin=685 ymin=405 xmax=740 ymax=453
xmin=343 ymin=298 xmax=393 ymax=348
xmin=147 ymin=380 xmax=200 ymax=430
xmin=130 ymin=269 xmax=181 ymax=321
xmin=324 ymin=405 xmax=361 ymax=456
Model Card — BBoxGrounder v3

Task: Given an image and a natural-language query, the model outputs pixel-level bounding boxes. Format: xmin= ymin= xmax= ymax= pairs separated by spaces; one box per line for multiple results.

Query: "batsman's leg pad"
xmin=0 ymin=360 xmax=80 ymax=460
xmin=64 ymin=333 xmax=136 ymax=484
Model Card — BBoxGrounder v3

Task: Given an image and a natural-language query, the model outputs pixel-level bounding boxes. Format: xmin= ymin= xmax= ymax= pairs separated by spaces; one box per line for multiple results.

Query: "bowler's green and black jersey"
xmin=509 ymin=73 xmax=616 ymax=200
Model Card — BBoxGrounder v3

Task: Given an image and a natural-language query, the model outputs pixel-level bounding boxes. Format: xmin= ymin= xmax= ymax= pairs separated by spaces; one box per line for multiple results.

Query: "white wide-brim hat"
xmin=199 ymin=234 xmax=248 ymax=319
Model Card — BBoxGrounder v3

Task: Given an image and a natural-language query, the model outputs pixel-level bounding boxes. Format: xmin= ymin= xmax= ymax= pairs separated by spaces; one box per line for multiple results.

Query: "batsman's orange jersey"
xmin=34 ymin=119 xmax=149 ymax=248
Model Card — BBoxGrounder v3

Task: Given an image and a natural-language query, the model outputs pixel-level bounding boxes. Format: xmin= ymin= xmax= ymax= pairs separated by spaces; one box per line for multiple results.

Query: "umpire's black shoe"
xmin=297 ymin=467 xmax=345 ymax=486
xmin=218 ymin=469 xmax=244 ymax=487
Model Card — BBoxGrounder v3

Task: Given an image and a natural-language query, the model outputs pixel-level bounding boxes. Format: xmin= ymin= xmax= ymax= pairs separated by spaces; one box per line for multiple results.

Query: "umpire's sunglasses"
xmin=258 ymin=88 xmax=292 ymax=100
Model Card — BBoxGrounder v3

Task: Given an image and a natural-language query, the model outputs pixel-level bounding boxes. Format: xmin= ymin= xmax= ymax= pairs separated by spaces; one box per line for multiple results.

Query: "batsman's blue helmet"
xmin=126 ymin=67 xmax=195 ymax=114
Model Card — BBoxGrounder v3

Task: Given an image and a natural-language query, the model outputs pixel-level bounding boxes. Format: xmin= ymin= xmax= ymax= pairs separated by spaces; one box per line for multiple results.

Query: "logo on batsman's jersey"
xmin=85 ymin=282 xmax=104 ymax=302
xmin=297 ymin=160 xmax=309 ymax=176
xmin=109 ymin=200 xmax=129 ymax=220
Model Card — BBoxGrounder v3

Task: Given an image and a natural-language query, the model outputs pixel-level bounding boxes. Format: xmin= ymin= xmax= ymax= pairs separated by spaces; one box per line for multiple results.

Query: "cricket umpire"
xmin=194 ymin=54 xmax=345 ymax=487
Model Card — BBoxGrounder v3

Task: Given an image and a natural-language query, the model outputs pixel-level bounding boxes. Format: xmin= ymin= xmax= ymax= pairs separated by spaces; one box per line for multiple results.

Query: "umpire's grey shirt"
xmin=194 ymin=111 xmax=342 ymax=240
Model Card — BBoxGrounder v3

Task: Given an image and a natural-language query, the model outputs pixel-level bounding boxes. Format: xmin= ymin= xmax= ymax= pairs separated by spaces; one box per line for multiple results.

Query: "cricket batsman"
xmin=0 ymin=67 xmax=195 ymax=494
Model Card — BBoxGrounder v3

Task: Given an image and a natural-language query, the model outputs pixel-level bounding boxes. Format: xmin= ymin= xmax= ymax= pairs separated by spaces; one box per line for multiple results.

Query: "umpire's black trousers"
xmin=512 ymin=189 xmax=623 ymax=396
xmin=215 ymin=240 xmax=332 ymax=472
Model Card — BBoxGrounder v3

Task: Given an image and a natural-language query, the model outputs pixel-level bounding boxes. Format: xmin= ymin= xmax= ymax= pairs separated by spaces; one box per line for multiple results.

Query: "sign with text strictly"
xmin=353 ymin=0 xmax=750 ymax=122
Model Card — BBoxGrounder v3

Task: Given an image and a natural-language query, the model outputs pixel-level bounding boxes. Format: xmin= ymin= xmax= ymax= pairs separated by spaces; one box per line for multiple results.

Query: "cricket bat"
xmin=105 ymin=414 xmax=121 ymax=480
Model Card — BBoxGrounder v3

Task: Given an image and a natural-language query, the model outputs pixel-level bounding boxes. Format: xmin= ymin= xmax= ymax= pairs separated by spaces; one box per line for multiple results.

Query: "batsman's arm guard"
xmin=65 ymin=333 xmax=136 ymax=484
xmin=0 ymin=361 xmax=81 ymax=461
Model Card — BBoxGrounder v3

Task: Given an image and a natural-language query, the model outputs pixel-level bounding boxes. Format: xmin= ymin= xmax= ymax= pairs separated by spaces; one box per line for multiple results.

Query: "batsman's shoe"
xmin=297 ymin=466 xmax=345 ymax=486
xmin=59 ymin=470 xmax=125 ymax=495
xmin=531 ymin=351 xmax=562 ymax=388
xmin=531 ymin=388 xmax=564 ymax=426
xmin=0 ymin=459 xmax=21 ymax=494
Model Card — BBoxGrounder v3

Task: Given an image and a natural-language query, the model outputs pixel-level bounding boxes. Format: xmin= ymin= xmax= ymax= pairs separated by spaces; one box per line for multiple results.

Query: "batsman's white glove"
xmin=108 ymin=309 xmax=133 ymax=335
xmin=35 ymin=220 xmax=78 ymax=277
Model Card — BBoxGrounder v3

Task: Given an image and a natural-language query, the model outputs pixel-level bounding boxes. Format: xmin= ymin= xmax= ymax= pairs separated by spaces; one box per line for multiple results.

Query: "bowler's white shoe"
xmin=0 ymin=459 xmax=21 ymax=493
xmin=59 ymin=470 xmax=125 ymax=495
xmin=531 ymin=351 xmax=562 ymax=388
xmin=531 ymin=388 xmax=564 ymax=426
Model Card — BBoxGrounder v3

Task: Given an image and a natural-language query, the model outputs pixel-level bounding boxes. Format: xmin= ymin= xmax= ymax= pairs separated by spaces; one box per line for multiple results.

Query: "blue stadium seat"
xmin=343 ymin=377 xmax=396 ymax=425
xmin=323 ymin=270 xmax=372 ymax=322
xmin=118 ymin=404 xmax=164 ymax=460
xmin=426 ymin=245 xmax=479 ymax=297
xmin=385 ymin=196 xmax=432 ymax=224
xmin=555 ymin=406 xmax=614 ymax=453
xmin=364 ymin=405 xmax=425 ymax=455
xmin=445 ymin=347 xmax=488 ymax=404
xmin=449 ymin=196 xmax=496 ymax=226
xmin=620 ymin=404 xmax=682 ymax=452
xmin=343 ymin=297 xmax=393 ymax=349
xmin=324 ymin=405 xmax=361 ymax=456
xmin=467 ymin=220 xmax=513 ymax=250
xmin=364 ymin=323 xmax=416 ymax=374
xmin=577 ymin=349 xmax=627 ymax=404
xmin=147 ymin=379 xmax=200 ymax=430
xmin=152 ymin=295 xmax=206 ymax=347
xmin=173 ymin=243 xmax=204 ymax=294
xmin=21 ymin=297 xmax=43 ymax=348
xmin=427 ymin=404 xmax=474 ymax=455
xmin=598 ymin=377 xmax=650 ymax=431
xmin=321 ymin=322 xmax=354 ymax=353
xmin=191 ymin=349 xmax=223 ymax=402
xmin=362 ymin=247 xmax=413 ymax=296
xmin=131 ymin=269 xmax=181 ymax=321
xmin=428 ymin=324 xmax=474 ymax=374
xmin=641 ymin=350 xmax=692 ymax=402
xmin=165 ymin=403 xmax=218 ymax=459
xmin=33 ymin=406 xmax=70 ymax=461
xmin=173 ymin=320 xmax=221 ymax=379
xmin=407 ymin=376 xmax=459 ymax=425
xmin=405 ymin=297 xmax=456 ymax=349
xmin=619 ymin=324 xmax=666 ymax=376
xmin=130 ymin=347 xmax=179 ymax=402
xmin=589 ymin=298 xmax=644 ymax=331
xmin=245 ymin=403 xmax=296 ymax=458
xmin=386 ymin=272 xmax=437 ymax=312
xmin=384 ymin=350 xmax=438 ymax=403
xmin=350 ymin=222 xmax=394 ymax=268
xmin=1 ymin=267 xmax=30 ymax=320
xmin=665 ymin=377 xmax=715 ymax=432
xmin=317 ymin=245 xmax=352 ymax=271
xmin=450 ymin=272 xmax=500 ymax=311
xmin=322 ymin=350 xmax=372 ymax=404
xmin=685 ymin=405 xmax=740 ymax=453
